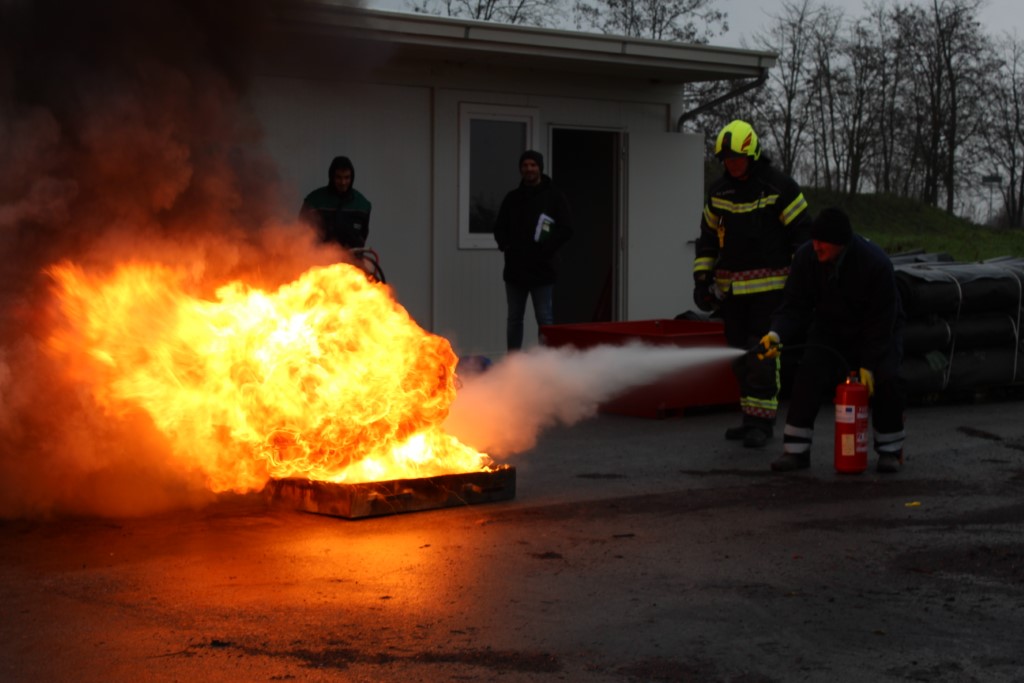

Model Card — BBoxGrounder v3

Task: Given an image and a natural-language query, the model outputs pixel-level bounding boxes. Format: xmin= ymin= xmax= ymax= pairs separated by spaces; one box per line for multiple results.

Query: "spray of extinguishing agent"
xmin=756 ymin=341 xmax=870 ymax=474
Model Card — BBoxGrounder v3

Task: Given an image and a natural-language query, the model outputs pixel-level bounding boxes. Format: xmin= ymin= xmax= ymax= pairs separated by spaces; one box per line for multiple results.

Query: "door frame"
xmin=550 ymin=124 xmax=625 ymax=323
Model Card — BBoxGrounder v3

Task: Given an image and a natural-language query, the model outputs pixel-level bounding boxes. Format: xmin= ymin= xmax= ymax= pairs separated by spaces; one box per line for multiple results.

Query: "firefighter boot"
xmin=876 ymin=451 xmax=904 ymax=473
xmin=743 ymin=418 xmax=774 ymax=448
xmin=726 ymin=418 xmax=774 ymax=445
xmin=724 ymin=425 xmax=748 ymax=440
xmin=770 ymin=451 xmax=810 ymax=472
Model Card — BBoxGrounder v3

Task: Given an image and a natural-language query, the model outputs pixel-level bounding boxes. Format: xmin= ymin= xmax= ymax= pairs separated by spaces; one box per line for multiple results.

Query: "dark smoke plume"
xmin=0 ymin=0 xmax=339 ymax=517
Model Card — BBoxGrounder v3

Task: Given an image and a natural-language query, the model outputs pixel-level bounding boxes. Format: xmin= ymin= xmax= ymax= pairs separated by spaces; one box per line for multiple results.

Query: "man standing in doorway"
xmin=692 ymin=120 xmax=810 ymax=448
xmin=494 ymin=150 xmax=573 ymax=351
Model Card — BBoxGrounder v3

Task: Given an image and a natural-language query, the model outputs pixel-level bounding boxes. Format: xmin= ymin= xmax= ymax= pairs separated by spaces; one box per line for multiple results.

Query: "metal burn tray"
xmin=264 ymin=465 xmax=516 ymax=519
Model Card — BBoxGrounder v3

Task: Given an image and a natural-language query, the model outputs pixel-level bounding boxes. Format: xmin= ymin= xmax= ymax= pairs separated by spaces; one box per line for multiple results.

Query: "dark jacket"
xmin=299 ymin=157 xmax=372 ymax=249
xmin=771 ymin=234 xmax=905 ymax=375
xmin=693 ymin=160 xmax=810 ymax=295
xmin=494 ymin=175 xmax=572 ymax=287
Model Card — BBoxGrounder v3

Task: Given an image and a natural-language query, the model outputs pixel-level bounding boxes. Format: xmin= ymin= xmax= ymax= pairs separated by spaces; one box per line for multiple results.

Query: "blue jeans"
xmin=505 ymin=282 xmax=554 ymax=350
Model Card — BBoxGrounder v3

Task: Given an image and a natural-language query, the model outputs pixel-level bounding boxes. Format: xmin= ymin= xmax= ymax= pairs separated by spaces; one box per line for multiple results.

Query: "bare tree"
xmin=804 ymin=5 xmax=845 ymax=190
xmin=748 ymin=0 xmax=821 ymax=178
xmin=893 ymin=0 xmax=993 ymax=211
xmin=572 ymin=0 xmax=727 ymax=43
xmin=932 ymin=0 xmax=993 ymax=212
xmin=979 ymin=36 xmax=1024 ymax=227
xmin=862 ymin=0 xmax=913 ymax=195
xmin=804 ymin=11 xmax=884 ymax=196
xmin=407 ymin=0 xmax=563 ymax=25
xmin=837 ymin=20 xmax=883 ymax=194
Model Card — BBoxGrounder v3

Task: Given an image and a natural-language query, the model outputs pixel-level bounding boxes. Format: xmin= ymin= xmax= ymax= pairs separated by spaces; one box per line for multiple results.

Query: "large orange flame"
xmin=46 ymin=261 xmax=493 ymax=492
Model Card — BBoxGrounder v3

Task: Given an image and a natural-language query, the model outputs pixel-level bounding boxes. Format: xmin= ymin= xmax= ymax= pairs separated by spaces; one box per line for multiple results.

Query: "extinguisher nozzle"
xmin=750 ymin=343 xmax=781 ymax=361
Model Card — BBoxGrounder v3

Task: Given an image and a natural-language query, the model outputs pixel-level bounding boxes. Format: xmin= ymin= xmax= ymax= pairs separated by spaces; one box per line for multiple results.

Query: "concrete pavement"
xmin=2 ymin=396 xmax=1023 ymax=682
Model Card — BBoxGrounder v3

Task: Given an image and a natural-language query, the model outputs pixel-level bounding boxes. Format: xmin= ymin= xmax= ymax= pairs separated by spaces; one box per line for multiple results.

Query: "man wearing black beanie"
xmin=809 ymin=206 xmax=853 ymax=245
xmin=760 ymin=207 xmax=907 ymax=473
xmin=494 ymin=149 xmax=573 ymax=351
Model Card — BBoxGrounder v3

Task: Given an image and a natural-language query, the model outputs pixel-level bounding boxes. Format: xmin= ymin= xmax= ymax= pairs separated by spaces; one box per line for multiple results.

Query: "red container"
xmin=540 ymin=319 xmax=740 ymax=418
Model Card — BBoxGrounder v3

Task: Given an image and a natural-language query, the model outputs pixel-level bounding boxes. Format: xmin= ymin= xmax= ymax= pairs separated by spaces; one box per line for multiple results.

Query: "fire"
xmin=46 ymin=261 xmax=493 ymax=492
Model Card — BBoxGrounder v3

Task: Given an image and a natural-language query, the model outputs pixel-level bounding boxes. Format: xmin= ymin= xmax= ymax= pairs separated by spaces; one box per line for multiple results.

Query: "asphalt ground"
xmin=2 ymin=395 xmax=1024 ymax=683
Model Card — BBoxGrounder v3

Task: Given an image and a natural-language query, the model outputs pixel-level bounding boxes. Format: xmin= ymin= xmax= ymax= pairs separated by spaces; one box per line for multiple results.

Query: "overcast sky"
xmin=366 ymin=0 xmax=1021 ymax=47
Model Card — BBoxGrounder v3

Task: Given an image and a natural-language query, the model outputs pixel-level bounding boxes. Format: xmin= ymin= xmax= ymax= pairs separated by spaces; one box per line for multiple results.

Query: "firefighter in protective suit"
xmin=760 ymin=208 xmax=907 ymax=473
xmin=693 ymin=120 xmax=810 ymax=448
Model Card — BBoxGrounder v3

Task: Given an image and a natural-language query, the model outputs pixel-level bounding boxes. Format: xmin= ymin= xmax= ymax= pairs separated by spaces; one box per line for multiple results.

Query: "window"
xmin=458 ymin=104 xmax=539 ymax=249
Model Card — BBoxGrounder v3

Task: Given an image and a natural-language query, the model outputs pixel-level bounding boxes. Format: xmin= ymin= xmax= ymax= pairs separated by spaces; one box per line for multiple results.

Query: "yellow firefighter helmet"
xmin=715 ymin=120 xmax=761 ymax=161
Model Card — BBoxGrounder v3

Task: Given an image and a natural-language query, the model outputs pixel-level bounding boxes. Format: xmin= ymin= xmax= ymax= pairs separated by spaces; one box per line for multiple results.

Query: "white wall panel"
xmin=626 ymin=132 xmax=702 ymax=320
xmin=249 ymin=76 xmax=434 ymax=327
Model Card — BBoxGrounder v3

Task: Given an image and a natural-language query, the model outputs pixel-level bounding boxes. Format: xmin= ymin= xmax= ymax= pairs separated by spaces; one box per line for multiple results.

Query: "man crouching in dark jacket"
xmin=759 ymin=207 xmax=907 ymax=474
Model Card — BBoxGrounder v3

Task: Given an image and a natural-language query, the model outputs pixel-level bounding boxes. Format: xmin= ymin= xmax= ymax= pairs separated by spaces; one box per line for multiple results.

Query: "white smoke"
xmin=445 ymin=343 xmax=744 ymax=456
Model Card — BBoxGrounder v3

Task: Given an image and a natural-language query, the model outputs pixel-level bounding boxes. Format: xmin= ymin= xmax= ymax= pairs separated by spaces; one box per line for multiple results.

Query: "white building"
xmin=252 ymin=4 xmax=775 ymax=357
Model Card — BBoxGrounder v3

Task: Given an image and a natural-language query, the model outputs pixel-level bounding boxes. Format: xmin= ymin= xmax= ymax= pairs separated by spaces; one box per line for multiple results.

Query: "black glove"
xmin=693 ymin=279 xmax=717 ymax=312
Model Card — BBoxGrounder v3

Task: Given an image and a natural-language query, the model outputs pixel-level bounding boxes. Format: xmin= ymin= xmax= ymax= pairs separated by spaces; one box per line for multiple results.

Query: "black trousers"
xmin=784 ymin=329 xmax=906 ymax=457
xmin=721 ymin=290 xmax=783 ymax=424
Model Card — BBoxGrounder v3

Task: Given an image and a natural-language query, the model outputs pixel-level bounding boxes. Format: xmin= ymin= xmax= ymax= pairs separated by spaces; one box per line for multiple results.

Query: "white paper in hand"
xmin=534 ymin=213 xmax=554 ymax=242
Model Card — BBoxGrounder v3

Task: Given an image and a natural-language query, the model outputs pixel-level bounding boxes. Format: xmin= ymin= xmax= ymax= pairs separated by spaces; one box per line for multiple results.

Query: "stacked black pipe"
xmin=895 ymin=258 xmax=1024 ymax=397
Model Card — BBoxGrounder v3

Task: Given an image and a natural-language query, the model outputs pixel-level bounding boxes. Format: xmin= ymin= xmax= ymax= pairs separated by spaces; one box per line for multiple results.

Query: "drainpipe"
xmin=675 ymin=68 xmax=769 ymax=132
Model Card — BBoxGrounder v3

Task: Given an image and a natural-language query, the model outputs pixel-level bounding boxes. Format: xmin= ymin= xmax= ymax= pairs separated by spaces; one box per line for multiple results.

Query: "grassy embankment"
xmin=804 ymin=189 xmax=1024 ymax=261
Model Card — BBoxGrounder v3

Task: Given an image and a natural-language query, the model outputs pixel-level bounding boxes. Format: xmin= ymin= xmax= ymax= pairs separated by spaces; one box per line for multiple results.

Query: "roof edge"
xmin=269 ymin=2 xmax=777 ymax=76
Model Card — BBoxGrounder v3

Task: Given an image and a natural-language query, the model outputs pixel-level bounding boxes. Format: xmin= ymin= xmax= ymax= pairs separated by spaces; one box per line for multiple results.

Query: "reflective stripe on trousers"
xmin=783 ymin=424 xmax=813 ymax=455
xmin=785 ymin=425 xmax=907 ymax=457
xmin=874 ymin=428 xmax=906 ymax=455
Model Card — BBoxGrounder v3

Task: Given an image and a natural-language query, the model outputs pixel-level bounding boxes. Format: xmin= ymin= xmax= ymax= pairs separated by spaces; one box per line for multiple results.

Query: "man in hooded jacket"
xmin=494 ymin=150 xmax=573 ymax=351
xmin=300 ymin=156 xmax=372 ymax=249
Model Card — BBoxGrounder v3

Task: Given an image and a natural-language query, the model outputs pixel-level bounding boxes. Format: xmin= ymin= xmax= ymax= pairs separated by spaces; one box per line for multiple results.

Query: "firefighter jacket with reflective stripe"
xmin=770 ymin=234 xmax=906 ymax=375
xmin=693 ymin=162 xmax=810 ymax=295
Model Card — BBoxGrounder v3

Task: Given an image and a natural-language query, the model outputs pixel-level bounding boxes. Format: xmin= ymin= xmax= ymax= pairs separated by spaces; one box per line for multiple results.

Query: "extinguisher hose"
xmin=750 ymin=342 xmax=852 ymax=377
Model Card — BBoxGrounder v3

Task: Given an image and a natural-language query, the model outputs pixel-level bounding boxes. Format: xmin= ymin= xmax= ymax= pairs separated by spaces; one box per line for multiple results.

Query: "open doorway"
xmin=550 ymin=127 xmax=621 ymax=324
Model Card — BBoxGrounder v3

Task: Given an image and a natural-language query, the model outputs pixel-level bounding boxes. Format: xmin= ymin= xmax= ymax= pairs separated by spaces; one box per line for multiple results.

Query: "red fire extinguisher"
xmin=834 ymin=372 xmax=869 ymax=473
